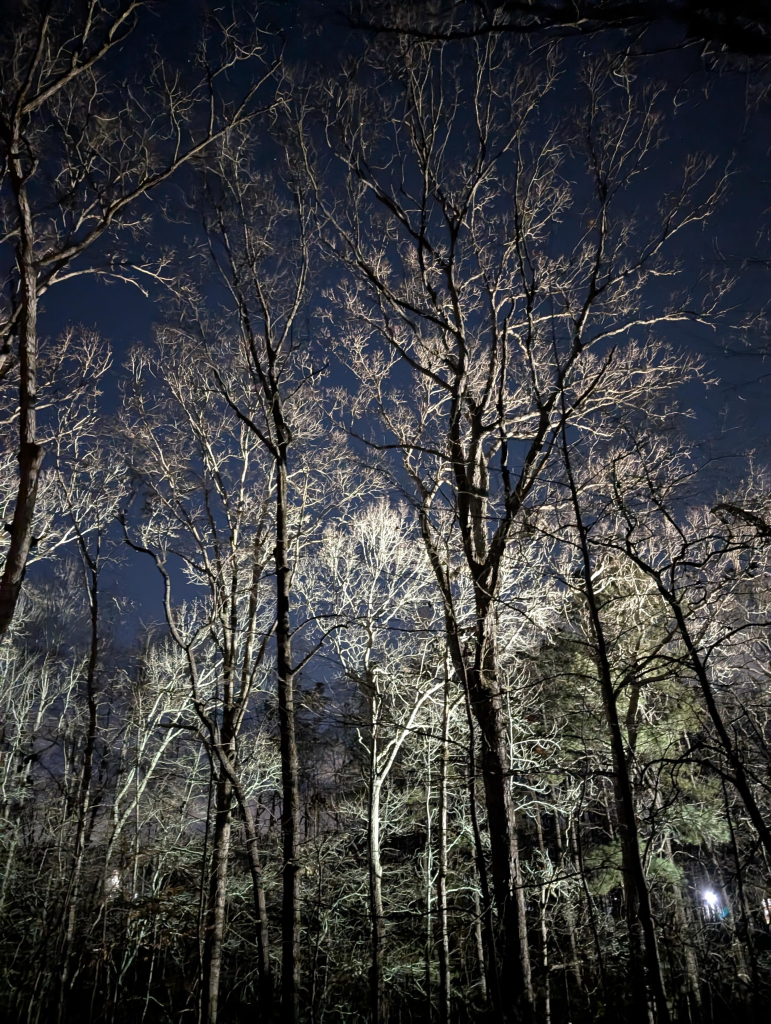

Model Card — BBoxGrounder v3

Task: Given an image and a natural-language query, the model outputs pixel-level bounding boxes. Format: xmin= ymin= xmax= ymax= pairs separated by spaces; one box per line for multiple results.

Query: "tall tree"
xmin=302 ymin=500 xmax=444 ymax=1023
xmin=0 ymin=0 xmax=275 ymax=637
xmin=314 ymin=38 xmax=722 ymax=1020
xmin=121 ymin=329 xmax=277 ymax=1022
xmin=192 ymin=125 xmax=337 ymax=1024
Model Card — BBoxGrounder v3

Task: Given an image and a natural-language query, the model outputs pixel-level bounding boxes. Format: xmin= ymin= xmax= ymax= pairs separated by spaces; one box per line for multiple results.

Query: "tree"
xmin=558 ymin=424 xmax=671 ymax=1023
xmin=0 ymin=0 xmax=276 ymax=638
xmin=313 ymin=37 xmax=722 ymax=1021
xmin=352 ymin=0 xmax=771 ymax=56
xmin=120 ymin=329 xmax=277 ymax=1022
xmin=192 ymin=124 xmax=338 ymax=1024
xmin=602 ymin=433 xmax=771 ymax=863
xmin=302 ymin=500 xmax=444 ymax=1023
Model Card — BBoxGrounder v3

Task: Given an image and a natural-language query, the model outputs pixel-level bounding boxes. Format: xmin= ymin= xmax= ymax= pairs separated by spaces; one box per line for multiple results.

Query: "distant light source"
xmin=703 ymin=890 xmax=719 ymax=909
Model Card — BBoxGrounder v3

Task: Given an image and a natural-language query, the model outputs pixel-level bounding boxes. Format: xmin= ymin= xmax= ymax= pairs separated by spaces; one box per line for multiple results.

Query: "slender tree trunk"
xmin=468 ymin=657 xmax=533 ymax=1022
xmin=425 ymin=742 xmax=433 ymax=1018
xmin=367 ymin=680 xmax=386 ymax=1024
xmin=666 ymin=597 xmax=771 ymax=862
xmin=241 ymin=794 xmax=273 ymax=1008
xmin=437 ymin=675 xmax=451 ymax=1024
xmin=369 ymin=773 xmax=386 ymax=1024
xmin=203 ymin=776 xmax=233 ymax=1024
xmin=563 ymin=433 xmax=670 ymax=1024
xmin=198 ymin=756 xmax=214 ymax=1024
xmin=275 ymin=449 xmax=300 ymax=1024
xmin=472 ymin=887 xmax=488 ymax=1007
xmin=460 ymin=660 xmax=499 ymax=1016
xmin=722 ymin=780 xmax=758 ymax=1020
xmin=58 ymin=563 xmax=100 ymax=1021
xmin=534 ymin=812 xmax=551 ymax=1024
xmin=309 ymin=843 xmax=326 ymax=1024
xmin=418 ymin=510 xmax=531 ymax=1020
xmin=217 ymin=746 xmax=272 ymax=1009
xmin=0 ymin=126 xmax=44 ymax=639
xmin=553 ymin=808 xmax=583 ymax=995
xmin=572 ymin=796 xmax=610 ymax=1014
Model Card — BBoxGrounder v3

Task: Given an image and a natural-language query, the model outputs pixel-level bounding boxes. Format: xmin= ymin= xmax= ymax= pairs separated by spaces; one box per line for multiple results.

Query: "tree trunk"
xmin=468 ymin=659 xmax=533 ymax=1022
xmin=666 ymin=596 xmax=771 ymax=863
xmin=242 ymin=797 xmax=273 ymax=1008
xmin=203 ymin=776 xmax=233 ymax=1024
xmin=563 ymin=434 xmax=670 ymax=1024
xmin=276 ymin=450 xmax=300 ymax=1024
xmin=416 ymin=476 xmax=531 ymax=1019
xmin=534 ymin=812 xmax=551 ymax=1024
xmin=425 ymin=743 xmax=433 ymax=1018
xmin=472 ymin=887 xmax=488 ymax=1007
xmin=437 ymin=675 xmax=451 ymax=1024
xmin=553 ymin=808 xmax=584 ymax=995
xmin=459 ymin=657 xmax=499 ymax=1016
xmin=0 ymin=128 xmax=44 ymax=639
xmin=369 ymin=774 xmax=386 ymax=1024
xmin=58 ymin=561 xmax=100 ymax=1021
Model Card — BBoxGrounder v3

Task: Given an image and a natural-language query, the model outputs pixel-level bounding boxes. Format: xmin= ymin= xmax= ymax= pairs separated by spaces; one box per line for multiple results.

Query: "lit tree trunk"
xmin=553 ymin=807 xmax=583 ymax=995
xmin=418 ymin=508 xmax=533 ymax=1022
xmin=220 ymin=761 xmax=272 ymax=1009
xmin=458 ymin=650 xmax=498 ymax=1015
xmin=425 ymin=741 xmax=433 ymax=1017
xmin=242 ymin=797 xmax=273 ymax=1007
xmin=0 ymin=126 xmax=44 ymax=638
xmin=437 ymin=673 xmax=452 ymax=1024
xmin=472 ymin=887 xmax=488 ymax=1007
xmin=534 ymin=811 xmax=551 ymax=1024
xmin=368 ymin=768 xmax=386 ymax=1024
xmin=467 ymin=647 xmax=533 ymax=1021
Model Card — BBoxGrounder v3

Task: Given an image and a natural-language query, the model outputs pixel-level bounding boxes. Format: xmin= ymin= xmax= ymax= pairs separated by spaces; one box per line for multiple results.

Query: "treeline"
xmin=1 ymin=3 xmax=771 ymax=1024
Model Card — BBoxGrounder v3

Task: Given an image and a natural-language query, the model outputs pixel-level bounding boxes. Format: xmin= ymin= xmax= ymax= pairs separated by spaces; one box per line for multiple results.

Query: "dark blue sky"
xmin=29 ymin=3 xmax=771 ymax=635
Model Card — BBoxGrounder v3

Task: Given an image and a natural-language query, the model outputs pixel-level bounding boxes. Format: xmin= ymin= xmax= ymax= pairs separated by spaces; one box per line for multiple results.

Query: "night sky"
xmin=26 ymin=0 xmax=771 ymax=630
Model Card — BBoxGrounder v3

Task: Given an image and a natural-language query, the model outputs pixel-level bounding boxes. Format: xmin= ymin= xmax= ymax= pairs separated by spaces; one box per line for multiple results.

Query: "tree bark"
xmin=437 ymin=674 xmax=452 ymax=1024
xmin=534 ymin=812 xmax=551 ymax=1024
xmin=467 ymin=656 xmax=533 ymax=1022
xmin=369 ymin=776 xmax=386 ymax=1024
xmin=241 ymin=794 xmax=273 ymax=1008
xmin=563 ymin=433 xmax=670 ymax=1024
xmin=203 ymin=776 xmax=233 ymax=1024
xmin=57 ymin=552 xmax=100 ymax=1021
xmin=368 ymin=690 xmax=386 ymax=1024
xmin=0 ymin=121 xmax=44 ymax=639
xmin=417 ymin=509 xmax=533 ymax=1021
xmin=276 ymin=451 xmax=300 ymax=1024
xmin=458 ymin=645 xmax=499 ymax=1017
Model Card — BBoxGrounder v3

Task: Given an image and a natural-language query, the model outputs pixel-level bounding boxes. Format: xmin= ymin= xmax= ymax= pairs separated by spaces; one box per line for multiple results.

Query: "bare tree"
xmin=120 ymin=329 xmax=278 ymax=1023
xmin=192 ymin=125 xmax=338 ymax=1024
xmin=351 ymin=0 xmax=771 ymax=56
xmin=603 ymin=434 xmax=771 ymax=863
xmin=302 ymin=500 xmax=444 ymax=1023
xmin=0 ymin=0 xmax=277 ymax=637
xmin=312 ymin=37 xmax=723 ymax=1021
xmin=558 ymin=424 xmax=671 ymax=1024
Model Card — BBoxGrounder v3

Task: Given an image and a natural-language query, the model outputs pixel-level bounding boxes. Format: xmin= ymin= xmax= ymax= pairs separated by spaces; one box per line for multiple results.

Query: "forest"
xmin=2 ymin=2 xmax=771 ymax=1023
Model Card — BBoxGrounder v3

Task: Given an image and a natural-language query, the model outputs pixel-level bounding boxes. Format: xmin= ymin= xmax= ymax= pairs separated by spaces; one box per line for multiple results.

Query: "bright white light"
xmin=703 ymin=890 xmax=719 ymax=908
